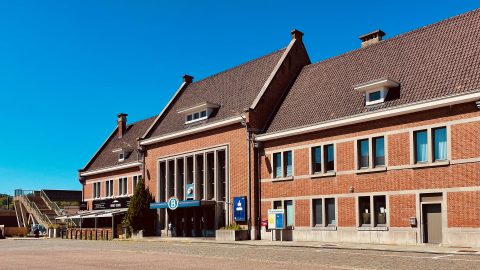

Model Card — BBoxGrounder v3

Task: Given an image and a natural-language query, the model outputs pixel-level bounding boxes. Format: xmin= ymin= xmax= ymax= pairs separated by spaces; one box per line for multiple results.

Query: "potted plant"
xmin=215 ymin=223 xmax=249 ymax=241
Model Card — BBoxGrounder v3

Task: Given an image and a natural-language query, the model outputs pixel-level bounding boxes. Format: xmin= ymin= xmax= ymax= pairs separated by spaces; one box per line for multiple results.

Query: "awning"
xmin=55 ymin=208 xmax=128 ymax=219
xmin=150 ymin=200 xmax=216 ymax=209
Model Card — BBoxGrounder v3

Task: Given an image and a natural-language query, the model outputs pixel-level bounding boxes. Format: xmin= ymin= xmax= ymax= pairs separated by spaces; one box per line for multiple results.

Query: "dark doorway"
xmin=422 ymin=204 xmax=442 ymax=244
xmin=167 ymin=205 xmax=216 ymax=237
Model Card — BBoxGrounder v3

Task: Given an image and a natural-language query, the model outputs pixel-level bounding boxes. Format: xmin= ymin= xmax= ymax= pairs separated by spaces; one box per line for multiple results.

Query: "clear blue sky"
xmin=0 ymin=1 xmax=477 ymax=195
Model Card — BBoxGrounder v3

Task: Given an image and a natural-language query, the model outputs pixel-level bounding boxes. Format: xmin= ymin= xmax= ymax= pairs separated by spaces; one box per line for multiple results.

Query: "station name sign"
xmin=92 ymin=197 xmax=130 ymax=210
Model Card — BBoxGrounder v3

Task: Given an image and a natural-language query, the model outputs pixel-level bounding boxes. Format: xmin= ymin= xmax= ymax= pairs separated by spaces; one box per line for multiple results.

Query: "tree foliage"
xmin=0 ymin=194 xmax=13 ymax=210
xmin=122 ymin=179 xmax=155 ymax=235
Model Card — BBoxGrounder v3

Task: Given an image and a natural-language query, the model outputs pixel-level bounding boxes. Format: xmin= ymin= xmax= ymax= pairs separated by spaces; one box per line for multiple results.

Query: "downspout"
xmin=240 ymin=115 xmax=252 ymax=238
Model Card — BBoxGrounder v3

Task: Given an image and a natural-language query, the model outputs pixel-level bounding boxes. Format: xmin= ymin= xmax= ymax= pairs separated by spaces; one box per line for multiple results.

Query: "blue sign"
xmin=233 ymin=196 xmax=246 ymax=222
xmin=185 ymin=183 xmax=195 ymax=200
xmin=275 ymin=212 xmax=285 ymax=229
xmin=167 ymin=197 xmax=179 ymax=210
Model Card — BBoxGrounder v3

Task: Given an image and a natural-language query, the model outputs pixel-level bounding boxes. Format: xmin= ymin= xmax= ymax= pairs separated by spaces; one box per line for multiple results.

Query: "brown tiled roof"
xmin=266 ymin=9 xmax=480 ymax=133
xmin=82 ymin=116 xmax=156 ymax=172
xmin=147 ymin=49 xmax=286 ymax=138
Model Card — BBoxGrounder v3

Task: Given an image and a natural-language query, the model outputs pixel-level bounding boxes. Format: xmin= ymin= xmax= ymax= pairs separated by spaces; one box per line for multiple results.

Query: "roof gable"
xmin=266 ymin=9 xmax=480 ymax=134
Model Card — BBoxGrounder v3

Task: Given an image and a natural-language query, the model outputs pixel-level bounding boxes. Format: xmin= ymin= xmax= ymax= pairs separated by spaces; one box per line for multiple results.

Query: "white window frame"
xmin=410 ymin=125 xmax=450 ymax=166
xmin=311 ymin=197 xmax=337 ymax=228
xmin=309 ymin=143 xmax=336 ymax=176
xmin=132 ymin=175 xmax=141 ymax=194
xmin=119 ymin=177 xmax=128 ymax=196
xmin=365 ymin=88 xmax=388 ymax=106
xmin=271 ymin=150 xmax=294 ymax=179
xmin=354 ymin=136 xmax=388 ymax=172
xmin=185 ymin=109 xmax=209 ymax=124
xmin=356 ymin=195 xmax=388 ymax=229
xmin=105 ymin=179 xmax=114 ymax=198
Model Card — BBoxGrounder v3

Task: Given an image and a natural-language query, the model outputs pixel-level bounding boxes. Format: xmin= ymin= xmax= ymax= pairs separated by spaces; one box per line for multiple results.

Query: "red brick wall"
xmin=295 ymin=200 xmax=310 ymax=227
xmin=388 ymin=132 xmax=410 ymax=166
xmin=337 ymin=142 xmax=354 ymax=171
xmin=451 ymin=121 xmax=480 ymax=160
xmin=261 ymin=201 xmax=271 ymax=221
xmin=294 ymin=148 xmax=309 ymax=176
xmin=338 ymin=197 xmax=355 ymax=227
xmin=389 ymin=194 xmax=416 ymax=227
xmin=448 ymin=191 xmax=480 ymax=228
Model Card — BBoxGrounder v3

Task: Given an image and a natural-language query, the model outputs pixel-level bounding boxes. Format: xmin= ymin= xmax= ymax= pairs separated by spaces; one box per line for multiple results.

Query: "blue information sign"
xmin=233 ymin=196 xmax=246 ymax=222
xmin=167 ymin=197 xmax=179 ymax=210
xmin=275 ymin=212 xmax=285 ymax=229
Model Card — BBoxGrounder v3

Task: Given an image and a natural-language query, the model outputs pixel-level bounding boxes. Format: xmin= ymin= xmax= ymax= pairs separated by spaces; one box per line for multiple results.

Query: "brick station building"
xmin=78 ymin=9 xmax=480 ymax=246
xmin=255 ymin=10 xmax=480 ymax=246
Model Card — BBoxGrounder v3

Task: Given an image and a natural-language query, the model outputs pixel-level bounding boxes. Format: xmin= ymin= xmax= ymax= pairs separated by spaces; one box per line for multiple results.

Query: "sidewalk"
xmin=133 ymin=236 xmax=480 ymax=255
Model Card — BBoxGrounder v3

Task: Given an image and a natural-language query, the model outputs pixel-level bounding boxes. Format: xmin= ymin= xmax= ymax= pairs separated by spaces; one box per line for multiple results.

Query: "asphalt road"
xmin=0 ymin=239 xmax=479 ymax=270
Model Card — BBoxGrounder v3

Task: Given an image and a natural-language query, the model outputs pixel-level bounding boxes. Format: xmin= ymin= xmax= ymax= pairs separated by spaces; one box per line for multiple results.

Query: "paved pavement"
xmin=0 ymin=238 xmax=479 ymax=270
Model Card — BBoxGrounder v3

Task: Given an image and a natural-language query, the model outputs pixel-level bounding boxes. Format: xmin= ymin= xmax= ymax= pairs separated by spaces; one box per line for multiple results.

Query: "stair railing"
xmin=18 ymin=195 xmax=52 ymax=227
xmin=40 ymin=190 xmax=63 ymax=216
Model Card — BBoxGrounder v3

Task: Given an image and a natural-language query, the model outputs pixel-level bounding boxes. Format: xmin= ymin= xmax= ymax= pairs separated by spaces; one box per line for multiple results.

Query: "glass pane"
xmin=118 ymin=179 xmax=122 ymax=195
xmin=415 ymin=130 xmax=428 ymax=163
xmin=358 ymin=139 xmax=369 ymax=168
xmin=273 ymin=153 xmax=282 ymax=178
xmin=273 ymin=201 xmax=282 ymax=209
xmin=359 ymin=196 xmax=371 ymax=226
xmin=285 ymin=200 xmax=294 ymax=227
xmin=200 ymin=110 xmax=207 ymax=118
xmin=374 ymin=137 xmax=385 ymax=167
xmin=433 ymin=127 xmax=447 ymax=161
xmin=325 ymin=145 xmax=335 ymax=172
xmin=326 ymin=198 xmax=335 ymax=225
xmin=369 ymin=91 xmax=381 ymax=101
xmin=187 ymin=114 xmax=192 ymax=121
xmin=313 ymin=199 xmax=323 ymax=226
xmin=374 ymin=196 xmax=387 ymax=226
xmin=312 ymin=147 xmax=322 ymax=173
xmin=284 ymin=151 xmax=292 ymax=177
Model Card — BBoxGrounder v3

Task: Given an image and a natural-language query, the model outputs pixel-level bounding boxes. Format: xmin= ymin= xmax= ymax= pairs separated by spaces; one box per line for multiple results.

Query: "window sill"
xmin=310 ymin=172 xmax=336 ymax=179
xmin=357 ymin=226 xmax=388 ymax=231
xmin=312 ymin=225 xmax=337 ymax=231
xmin=355 ymin=166 xmax=387 ymax=174
xmin=411 ymin=160 xmax=450 ymax=169
xmin=272 ymin=176 xmax=294 ymax=182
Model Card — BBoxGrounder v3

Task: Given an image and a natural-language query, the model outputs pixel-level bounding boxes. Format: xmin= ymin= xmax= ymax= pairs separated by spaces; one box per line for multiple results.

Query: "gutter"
xmin=79 ymin=162 xmax=142 ymax=177
xmin=256 ymin=90 xmax=480 ymax=142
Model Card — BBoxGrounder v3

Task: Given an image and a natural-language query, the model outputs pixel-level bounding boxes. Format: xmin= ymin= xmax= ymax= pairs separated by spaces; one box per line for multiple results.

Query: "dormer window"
xmin=177 ymin=102 xmax=220 ymax=124
xmin=113 ymin=148 xmax=131 ymax=162
xmin=354 ymin=78 xmax=399 ymax=106
xmin=118 ymin=152 xmax=125 ymax=162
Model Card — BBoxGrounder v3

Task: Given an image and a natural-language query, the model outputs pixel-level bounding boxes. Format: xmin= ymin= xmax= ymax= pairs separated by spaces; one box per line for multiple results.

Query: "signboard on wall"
xmin=92 ymin=197 xmax=130 ymax=210
xmin=233 ymin=196 xmax=246 ymax=222
xmin=267 ymin=209 xmax=285 ymax=230
xmin=185 ymin=184 xmax=195 ymax=200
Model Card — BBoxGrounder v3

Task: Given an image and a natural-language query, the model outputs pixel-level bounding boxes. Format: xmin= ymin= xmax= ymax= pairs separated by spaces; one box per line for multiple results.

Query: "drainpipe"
xmin=240 ymin=115 xmax=252 ymax=239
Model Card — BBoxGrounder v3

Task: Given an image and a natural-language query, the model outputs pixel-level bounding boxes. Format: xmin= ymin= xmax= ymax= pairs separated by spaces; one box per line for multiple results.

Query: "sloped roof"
xmin=266 ymin=9 xmax=480 ymax=133
xmin=82 ymin=116 xmax=156 ymax=172
xmin=147 ymin=48 xmax=286 ymax=138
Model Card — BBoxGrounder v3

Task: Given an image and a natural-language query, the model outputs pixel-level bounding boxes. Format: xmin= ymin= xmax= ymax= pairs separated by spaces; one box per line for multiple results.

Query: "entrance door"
xmin=422 ymin=204 xmax=442 ymax=244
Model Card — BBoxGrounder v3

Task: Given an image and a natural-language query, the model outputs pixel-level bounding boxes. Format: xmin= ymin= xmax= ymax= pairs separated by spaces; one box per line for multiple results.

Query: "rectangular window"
xmin=368 ymin=91 xmax=381 ymax=102
xmin=325 ymin=198 xmax=336 ymax=226
xmin=433 ymin=127 xmax=447 ymax=161
xmin=311 ymin=146 xmax=322 ymax=174
xmin=200 ymin=110 xmax=207 ymax=118
xmin=414 ymin=130 xmax=428 ymax=163
xmin=283 ymin=151 xmax=292 ymax=177
xmin=312 ymin=199 xmax=323 ymax=226
xmin=273 ymin=152 xmax=282 ymax=178
xmin=358 ymin=196 xmax=371 ymax=226
xmin=195 ymin=154 xmax=204 ymax=200
xmin=285 ymin=200 xmax=294 ymax=228
xmin=105 ymin=180 xmax=113 ymax=197
xmin=373 ymin=137 xmax=385 ymax=167
xmin=325 ymin=144 xmax=335 ymax=172
xmin=167 ymin=160 xmax=175 ymax=198
xmin=187 ymin=114 xmax=193 ymax=122
xmin=206 ymin=152 xmax=215 ymax=200
xmin=358 ymin=139 xmax=369 ymax=169
xmin=133 ymin=175 xmax=139 ymax=193
xmin=374 ymin=196 xmax=387 ymax=226
xmin=217 ymin=150 xmax=226 ymax=202
xmin=119 ymin=177 xmax=127 ymax=196
xmin=93 ymin=182 xmax=101 ymax=199
xmin=273 ymin=201 xmax=282 ymax=210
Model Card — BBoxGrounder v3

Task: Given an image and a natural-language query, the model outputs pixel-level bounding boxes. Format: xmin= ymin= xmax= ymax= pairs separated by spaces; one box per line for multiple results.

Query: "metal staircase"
xmin=14 ymin=190 xmax=54 ymax=228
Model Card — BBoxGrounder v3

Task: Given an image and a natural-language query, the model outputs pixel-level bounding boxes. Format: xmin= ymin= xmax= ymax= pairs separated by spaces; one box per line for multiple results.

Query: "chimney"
xmin=291 ymin=29 xmax=304 ymax=41
xmin=183 ymin=74 xmax=193 ymax=84
xmin=359 ymin=29 xmax=385 ymax=48
xmin=117 ymin=113 xmax=128 ymax=139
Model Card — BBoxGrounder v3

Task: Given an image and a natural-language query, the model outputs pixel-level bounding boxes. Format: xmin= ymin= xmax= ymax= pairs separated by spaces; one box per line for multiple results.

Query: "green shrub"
xmin=122 ymin=178 xmax=155 ymax=236
xmin=222 ymin=223 xmax=243 ymax=230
